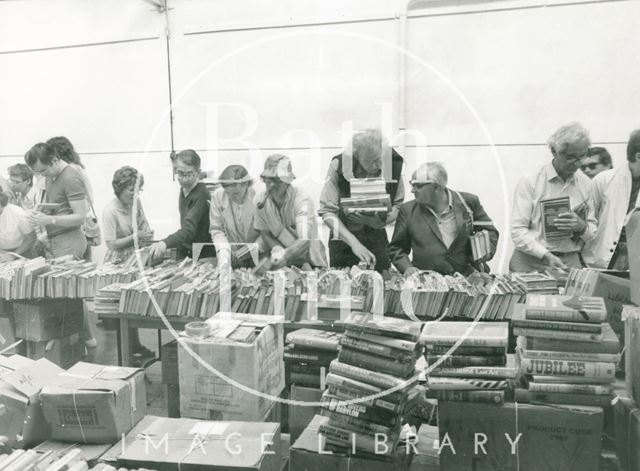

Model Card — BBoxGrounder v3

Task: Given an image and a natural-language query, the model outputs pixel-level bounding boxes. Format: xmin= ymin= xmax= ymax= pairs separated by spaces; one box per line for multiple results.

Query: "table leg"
xmin=120 ymin=317 xmax=131 ymax=367
xmin=115 ymin=320 xmax=122 ymax=366
xmin=157 ymin=329 xmax=162 ymax=359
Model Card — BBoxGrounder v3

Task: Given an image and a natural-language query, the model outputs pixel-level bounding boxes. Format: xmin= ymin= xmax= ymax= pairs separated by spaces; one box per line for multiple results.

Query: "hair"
xmin=0 ymin=190 xmax=8 ymax=207
xmin=547 ymin=122 xmax=591 ymax=155
xmin=174 ymin=149 xmax=201 ymax=169
xmin=350 ymin=128 xmax=389 ymax=160
xmin=412 ymin=162 xmax=448 ymax=187
xmin=219 ymin=164 xmax=250 ymax=183
xmin=46 ymin=136 xmax=83 ymax=168
xmin=587 ymin=147 xmax=612 ymax=167
xmin=8 ymin=163 xmax=33 ymax=186
xmin=112 ymin=166 xmax=144 ymax=197
xmin=25 ymin=142 xmax=57 ymax=167
xmin=627 ymin=130 xmax=640 ymax=162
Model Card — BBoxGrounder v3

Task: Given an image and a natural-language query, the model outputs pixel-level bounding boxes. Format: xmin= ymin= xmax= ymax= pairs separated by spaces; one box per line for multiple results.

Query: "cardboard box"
xmin=627 ymin=211 xmax=640 ymax=305
xmin=40 ymin=362 xmax=146 ymax=443
xmin=0 ymin=357 xmax=64 ymax=447
xmin=438 ymin=401 xmax=603 ymax=471
xmin=25 ymin=332 xmax=85 ymax=369
xmin=179 ymin=313 xmax=285 ymax=421
xmin=13 ymin=299 xmax=84 ymax=341
xmin=0 ymin=353 xmax=33 ymax=375
xmin=290 ymin=415 xmax=412 ymax=471
xmin=161 ymin=339 xmax=179 ymax=385
xmin=289 ymin=384 xmax=323 ymax=442
xmin=166 ymin=383 xmax=180 ymax=418
xmin=103 ymin=415 xmax=281 ymax=471
xmin=614 ymin=395 xmax=640 ymax=471
xmin=624 ymin=304 xmax=640 ymax=406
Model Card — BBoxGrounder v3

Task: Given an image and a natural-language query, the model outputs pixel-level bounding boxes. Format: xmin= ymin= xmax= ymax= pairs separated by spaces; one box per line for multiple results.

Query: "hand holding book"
xmin=553 ymin=211 xmax=586 ymax=234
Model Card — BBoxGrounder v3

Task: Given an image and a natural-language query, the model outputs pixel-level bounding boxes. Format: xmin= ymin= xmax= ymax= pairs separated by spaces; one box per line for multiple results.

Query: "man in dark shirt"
xmin=149 ymin=150 xmax=214 ymax=261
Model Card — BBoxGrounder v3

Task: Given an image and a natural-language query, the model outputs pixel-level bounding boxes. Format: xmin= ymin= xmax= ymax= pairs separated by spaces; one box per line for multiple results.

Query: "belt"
xmin=550 ymin=251 xmax=579 ymax=257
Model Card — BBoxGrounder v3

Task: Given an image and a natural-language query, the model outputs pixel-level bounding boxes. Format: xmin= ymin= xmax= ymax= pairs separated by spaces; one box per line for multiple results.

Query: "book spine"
xmin=320 ymin=395 xmax=396 ymax=424
xmin=426 ymin=389 xmax=505 ymax=404
xmin=514 ymin=328 xmax=602 ymax=342
xmin=525 ymin=309 xmax=606 ymax=323
xmin=327 ymin=385 xmax=402 ymax=413
xmin=289 ymin=372 xmax=322 ymax=387
xmin=345 ymin=330 xmax=418 ymax=352
xmin=423 ymin=337 xmax=507 ymax=347
xmin=520 ymin=349 xmax=619 ymax=363
xmin=515 ymin=389 xmax=613 ymax=407
xmin=329 ymin=360 xmax=407 ymax=390
xmin=426 ymin=344 xmax=506 ymax=356
xmin=519 ymin=358 xmax=615 ymax=380
xmin=338 ymin=348 xmax=414 ymax=378
xmin=340 ymin=336 xmax=415 ymax=360
xmin=513 ymin=319 xmax=602 ymax=333
xmin=283 ymin=351 xmax=336 ymax=364
xmin=426 ymin=355 xmax=506 ymax=367
xmin=325 ymin=373 xmax=406 ymax=400
xmin=320 ymin=410 xmax=393 ymax=435
xmin=288 ymin=336 xmax=338 ymax=352
xmin=429 ymin=365 xmax=517 ymax=379
xmin=346 ymin=324 xmax=419 ymax=342
xmin=527 ymin=382 xmax=613 ymax=395
xmin=427 ymin=377 xmax=508 ymax=390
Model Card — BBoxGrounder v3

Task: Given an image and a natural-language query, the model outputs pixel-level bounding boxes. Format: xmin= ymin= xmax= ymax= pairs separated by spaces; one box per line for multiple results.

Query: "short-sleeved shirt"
xmin=43 ymin=164 xmax=86 ymax=238
xmin=102 ymin=197 xmax=151 ymax=263
xmin=0 ymin=204 xmax=34 ymax=250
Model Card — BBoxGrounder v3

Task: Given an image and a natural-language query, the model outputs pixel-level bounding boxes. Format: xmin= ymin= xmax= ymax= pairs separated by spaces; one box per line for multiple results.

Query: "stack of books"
xmin=284 ymin=328 xmax=341 ymax=388
xmin=384 ymin=272 xmax=525 ymax=320
xmin=421 ymin=322 xmax=514 ymax=404
xmin=318 ymin=313 xmax=422 ymax=456
xmin=512 ymin=272 xmax=559 ymax=295
xmin=513 ymin=295 xmax=619 ymax=406
xmin=340 ymin=179 xmax=391 ymax=216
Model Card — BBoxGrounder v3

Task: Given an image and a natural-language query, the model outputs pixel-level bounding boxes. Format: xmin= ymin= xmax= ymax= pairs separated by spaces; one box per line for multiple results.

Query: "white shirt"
xmin=0 ymin=204 xmax=34 ymax=250
xmin=583 ymin=166 xmax=640 ymax=268
xmin=510 ymin=162 xmax=597 ymax=259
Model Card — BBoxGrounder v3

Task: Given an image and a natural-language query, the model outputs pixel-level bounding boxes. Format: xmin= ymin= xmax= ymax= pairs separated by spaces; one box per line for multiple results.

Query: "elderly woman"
xmin=0 ymin=190 xmax=36 ymax=261
xmin=209 ymin=165 xmax=264 ymax=267
xmin=103 ymin=166 xmax=153 ymax=264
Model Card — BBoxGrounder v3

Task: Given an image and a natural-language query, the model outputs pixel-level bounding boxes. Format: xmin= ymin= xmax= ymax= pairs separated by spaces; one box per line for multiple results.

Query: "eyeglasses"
xmin=175 ymin=170 xmax=197 ymax=179
xmin=261 ymin=176 xmax=281 ymax=185
xmin=410 ymin=181 xmax=434 ymax=190
xmin=562 ymin=152 xmax=588 ymax=164
xmin=581 ymin=162 xmax=602 ymax=171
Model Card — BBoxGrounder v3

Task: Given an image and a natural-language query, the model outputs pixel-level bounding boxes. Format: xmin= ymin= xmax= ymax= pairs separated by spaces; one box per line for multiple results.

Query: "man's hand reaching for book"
xmin=542 ymin=252 xmax=568 ymax=271
xmin=553 ymin=212 xmax=586 ymax=234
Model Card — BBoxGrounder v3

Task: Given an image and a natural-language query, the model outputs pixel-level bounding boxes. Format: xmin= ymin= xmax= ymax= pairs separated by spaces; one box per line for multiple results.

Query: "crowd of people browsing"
xmin=1 ymin=123 xmax=639 ymax=282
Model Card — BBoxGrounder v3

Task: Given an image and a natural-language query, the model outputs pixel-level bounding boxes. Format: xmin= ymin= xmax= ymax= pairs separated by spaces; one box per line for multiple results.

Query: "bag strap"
xmin=453 ymin=190 xmax=474 ymax=226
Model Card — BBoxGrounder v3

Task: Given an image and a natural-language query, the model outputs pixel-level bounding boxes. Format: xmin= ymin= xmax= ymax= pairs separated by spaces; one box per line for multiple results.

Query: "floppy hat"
xmin=261 ymin=154 xmax=295 ymax=183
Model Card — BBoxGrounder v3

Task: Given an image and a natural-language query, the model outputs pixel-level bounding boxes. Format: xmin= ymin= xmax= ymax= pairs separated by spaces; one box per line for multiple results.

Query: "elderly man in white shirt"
xmin=583 ymin=129 xmax=640 ymax=270
xmin=510 ymin=122 xmax=597 ymax=273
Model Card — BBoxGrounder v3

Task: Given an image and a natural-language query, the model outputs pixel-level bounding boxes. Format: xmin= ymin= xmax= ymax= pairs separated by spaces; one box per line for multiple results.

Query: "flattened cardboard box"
xmin=614 ymin=395 xmax=640 ymax=471
xmin=103 ymin=415 xmax=281 ymax=471
xmin=179 ymin=313 xmax=285 ymax=421
xmin=0 ymin=357 xmax=63 ymax=447
xmin=13 ymin=299 xmax=84 ymax=341
xmin=438 ymin=401 xmax=603 ymax=471
xmin=40 ymin=362 xmax=146 ymax=443
xmin=25 ymin=332 xmax=85 ymax=369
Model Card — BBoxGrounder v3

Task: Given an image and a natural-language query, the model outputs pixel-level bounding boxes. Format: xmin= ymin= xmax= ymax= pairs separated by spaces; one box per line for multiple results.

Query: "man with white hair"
xmin=255 ymin=154 xmax=327 ymax=270
xmin=388 ymin=162 xmax=498 ymax=276
xmin=510 ymin=122 xmax=597 ymax=273
xmin=319 ymin=129 xmax=404 ymax=272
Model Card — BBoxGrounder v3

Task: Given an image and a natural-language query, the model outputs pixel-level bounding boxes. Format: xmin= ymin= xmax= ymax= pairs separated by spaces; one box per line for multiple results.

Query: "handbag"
xmin=85 ymin=199 xmax=102 ymax=247
xmin=454 ymin=190 xmax=493 ymax=271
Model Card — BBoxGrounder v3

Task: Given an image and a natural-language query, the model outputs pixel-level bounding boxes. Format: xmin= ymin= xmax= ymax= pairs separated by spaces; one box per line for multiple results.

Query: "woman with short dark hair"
xmin=103 ymin=166 xmax=153 ymax=264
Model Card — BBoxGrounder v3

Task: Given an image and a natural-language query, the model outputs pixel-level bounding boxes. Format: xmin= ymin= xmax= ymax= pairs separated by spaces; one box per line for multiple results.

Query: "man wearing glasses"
xmin=149 ymin=150 xmax=214 ymax=261
xmin=388 ymin=162 xmax=498 ymax=276
xmin=510 ymin=122 xmax=597 ymax=273
xmin=254 ymin=154 xmax=327 ymax=271
xmin=581 ymin=147 xmax=613 ymax=179
xmin=209 ymin=164 xmax=264 ymax=267
xmin=583 ymin=130 xmax=640 ymax=270
xmin=318 ymin=129 xmax=404 ymax=272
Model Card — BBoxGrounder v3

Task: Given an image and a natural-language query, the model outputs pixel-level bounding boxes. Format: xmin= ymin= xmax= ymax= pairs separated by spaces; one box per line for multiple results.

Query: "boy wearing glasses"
xmin=581 ymin=147 xmax=613 ymax=179
xmin=583 ymin=130 xmax=640 ymax=269
xmin=509 ymin=122 xmax=597 ymax=273
xmin=149 ymin=150 xmax=214 ymax=261
xmin=209 ymin=164 xmax=264 ymax=267
xmin=388 ymin=162 xmax=498 ymax=276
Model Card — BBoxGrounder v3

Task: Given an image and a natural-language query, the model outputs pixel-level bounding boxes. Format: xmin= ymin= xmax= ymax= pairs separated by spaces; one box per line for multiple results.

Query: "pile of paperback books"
xmin=421 ymin=321 xmax=515 ymax=403
xmin=514 ymin=295 xmax=619 ymax=406
xmin=340 ymin=179 xmax=391 ymax=216
xmin=284 ymin=328 xmax=341 ymax=388
xmin=319 ymin=313 xmax=422 ymax=456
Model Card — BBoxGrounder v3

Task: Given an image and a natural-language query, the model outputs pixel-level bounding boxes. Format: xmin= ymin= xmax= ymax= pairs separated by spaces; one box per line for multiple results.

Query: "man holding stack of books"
xmin=509 ymin=122 xmax=597 ymax=273
xmin=319 ymin=129 xmax=405 ymax=272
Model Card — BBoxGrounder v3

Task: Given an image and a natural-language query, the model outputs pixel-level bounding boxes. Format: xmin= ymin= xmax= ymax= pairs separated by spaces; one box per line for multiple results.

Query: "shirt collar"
xmin=544 ymin=162 xmax=576 ymax=184
xmin=423 ymin=189 xmax=453 ymax=217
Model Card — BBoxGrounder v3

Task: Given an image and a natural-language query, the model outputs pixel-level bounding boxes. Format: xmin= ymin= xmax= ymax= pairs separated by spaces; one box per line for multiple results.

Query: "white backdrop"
xmin=0 ymin=0 xmax=637 ymax=269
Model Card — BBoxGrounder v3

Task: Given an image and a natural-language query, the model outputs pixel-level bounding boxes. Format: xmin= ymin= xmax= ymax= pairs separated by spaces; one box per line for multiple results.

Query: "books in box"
xmin=40 ymin=362 xmax=146 ymax=443
xmin=0 ymin=357 xmax=63 ymax=447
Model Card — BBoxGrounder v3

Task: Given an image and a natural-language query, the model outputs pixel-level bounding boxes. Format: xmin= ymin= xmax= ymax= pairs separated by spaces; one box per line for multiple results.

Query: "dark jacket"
xmin=387 ymin=191 xmax=498 ymax=275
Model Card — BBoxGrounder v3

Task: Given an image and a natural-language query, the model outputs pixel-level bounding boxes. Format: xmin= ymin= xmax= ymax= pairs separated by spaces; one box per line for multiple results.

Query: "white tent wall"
xmin=0 ymin=0 xmax=637 ymax=271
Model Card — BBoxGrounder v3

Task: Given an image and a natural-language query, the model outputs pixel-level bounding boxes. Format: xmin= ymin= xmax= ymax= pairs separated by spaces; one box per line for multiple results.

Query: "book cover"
xmin=345 ymin=329 xmax=420 ymax=353
xmin=540 ymin=196 xmax=572 ymax=240
xmin=426 ymin=377 xmax=508 ymax=390
xmin=320 ymin=392 xmax=397 ymax=425
xmin=285 ymin=328 xmax=341 ymax=351
xmin=339 ymin=336 xmax=419 ymax=361
xmin=525 ymin=295 xmax=607 ymax=323
xmin=328 ymin=360 xmax=411 ymax=390
xmin=526 ymin=382 xmax=613 ymax=396
xmin=338 ymin=348 xmax=415 ymax=379
xmin=519 ymin=357 xmax=615 ymax=380
xmin=524 ymin=323 xmax=619 ymax=354
xmin=344 ymin=312 xmax=422 ymax=341
xmin=514 ymin=388 xmax=613 ymax=407
xmin=425 ymin=344 xmax=506 ymax=356
xmin=426 ymin=355 xmax=507 ymax=368
xmin=421 ymin=321 xmax=509 ymax=347
xmin=320 ymin=410 xmax=393 ymax=435
xmin=426 ymin=389 xmax=505 ymax=404
xmin=514 ymin=327 xmax=603 ymax=342
xmin=429 ymin=354 xmax=517 ymax=379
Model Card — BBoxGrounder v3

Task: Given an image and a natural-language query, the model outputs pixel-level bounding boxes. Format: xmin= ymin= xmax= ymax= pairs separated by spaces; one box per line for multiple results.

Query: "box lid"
xmin=0 ymin=354 xmax=34 ymax=377
xmin=0 ymin=358 xmax=63 ymax=400
xmin=45 ymin=362 xmax=143 ymax=393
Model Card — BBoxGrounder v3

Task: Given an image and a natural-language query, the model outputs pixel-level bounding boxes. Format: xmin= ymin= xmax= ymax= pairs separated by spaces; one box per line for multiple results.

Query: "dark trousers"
xmin=329 ymin=228 xmax=390 ymax=273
